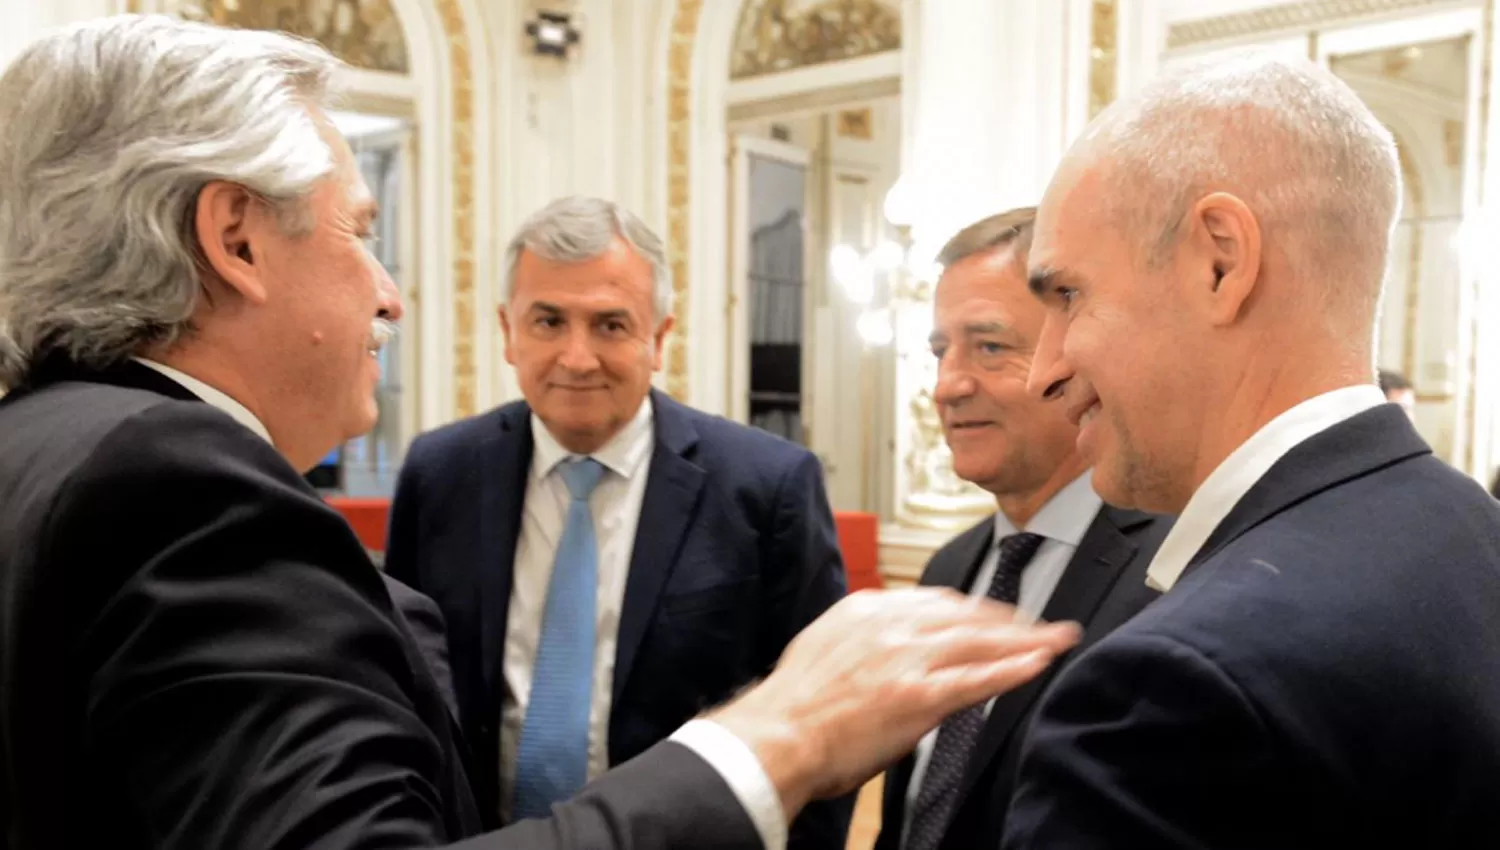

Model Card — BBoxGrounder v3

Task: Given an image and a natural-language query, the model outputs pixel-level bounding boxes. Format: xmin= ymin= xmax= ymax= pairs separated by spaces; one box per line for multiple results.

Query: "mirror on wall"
xmin=1328 ymin=36 xmax=1471 ymax=457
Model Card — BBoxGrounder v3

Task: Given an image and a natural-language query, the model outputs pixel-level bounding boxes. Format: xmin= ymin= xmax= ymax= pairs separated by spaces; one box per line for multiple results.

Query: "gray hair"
xmin=502 ymin=196 xmax=674 ymax=321
xmin=1082 ymin=53 xmax=1400 ymax=337
xmin=0 ymin=14 xmax=343 ymax=388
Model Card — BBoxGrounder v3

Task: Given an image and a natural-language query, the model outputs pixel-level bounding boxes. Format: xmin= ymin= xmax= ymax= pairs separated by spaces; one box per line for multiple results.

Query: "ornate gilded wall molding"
xmin=730 ymin=0 xmax=901 ymax=81
xmin=434 ymin=0 xmax=477 ymax=418
xmin=162 ymin=0 xmax=410 ymax=73
xmin=1089 ymin=0 xmax=1118 ymax=119
xmin=664 ymin=0 xmax=704 ymax=402
xmin=1167 ymin=0 xmax=1447 ymax=51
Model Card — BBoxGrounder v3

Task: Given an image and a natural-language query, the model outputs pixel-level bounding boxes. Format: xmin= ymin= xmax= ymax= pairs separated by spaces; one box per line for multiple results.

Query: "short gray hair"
xmin=0 ymin=14 xmax=343 ymax=388
xmin=502 ymin=196 xmax=674 ymax=321
xmin=1083 ymin=53 xmax=1400 ymax=336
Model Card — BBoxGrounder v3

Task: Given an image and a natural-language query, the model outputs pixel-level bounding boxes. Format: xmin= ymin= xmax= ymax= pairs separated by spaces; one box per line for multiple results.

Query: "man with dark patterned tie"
xmin=874 ymin=207 xmax=1173 ymax=850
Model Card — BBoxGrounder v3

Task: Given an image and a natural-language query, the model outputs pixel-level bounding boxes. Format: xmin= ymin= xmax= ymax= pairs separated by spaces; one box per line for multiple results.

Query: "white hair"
xmin=1083 ymin=53 xmax=1401 ymax=335
xmin=502 ymin=196 xmax=674 ymax=321
xmin=0 ymin=14 xmax=343 ymax=388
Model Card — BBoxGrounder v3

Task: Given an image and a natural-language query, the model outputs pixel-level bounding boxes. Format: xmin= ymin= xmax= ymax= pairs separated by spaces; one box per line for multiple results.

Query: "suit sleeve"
xmin=382 ymin=436 xmax=425 ymax=590
xmin=451 ymin=742 xmax=765 ymax=850
xmin=762 ymin=451 xmax=848 ymax=651
xmin=383 ymin=573 xmax=460 ymax=721
xmin=763 ymin=451 xmax=855 ymax=850
xmin=1001 ymin=632 xmax=1279 ymax=850
xmin=55 ymin=405 xmax=762 ymax=850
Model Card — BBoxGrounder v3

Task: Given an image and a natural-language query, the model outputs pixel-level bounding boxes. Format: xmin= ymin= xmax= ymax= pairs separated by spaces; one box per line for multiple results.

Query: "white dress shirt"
xmin=133 ymin=358 xmax=271 ymax=443
xmin=901 ymin=472 xmax=1102 ymax=848
xmin=1146 ymin=384 xmax=1387 ymax=592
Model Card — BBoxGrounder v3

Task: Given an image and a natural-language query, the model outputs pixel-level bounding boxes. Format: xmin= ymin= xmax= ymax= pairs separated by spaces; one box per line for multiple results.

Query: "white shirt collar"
xmin=992 ymin=470 xmax=1102 ymax=547
xmin=530 ymin=395 xmax=655 ymax=481
xmin=1146 ymin=384 xmax=1388 ymax=592
xmin=132 ymin=357 xmax=272 ymax=444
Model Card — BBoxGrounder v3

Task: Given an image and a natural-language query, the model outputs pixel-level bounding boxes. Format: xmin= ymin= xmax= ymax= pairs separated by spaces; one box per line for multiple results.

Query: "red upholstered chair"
xmin=833 ymin=511 xmax=883 ymax=593
xmin=325 ymin=497 xmax=391 ymax=553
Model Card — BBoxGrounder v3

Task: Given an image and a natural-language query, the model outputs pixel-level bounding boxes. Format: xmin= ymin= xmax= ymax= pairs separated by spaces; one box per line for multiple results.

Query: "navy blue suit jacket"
xmin=384 ymin=389 xmax=852 ymax=847
xmin=875 ymin=504 xmax=1168 ymax=850
xmin=1003 ymin=404 xmax=1500 ymax=848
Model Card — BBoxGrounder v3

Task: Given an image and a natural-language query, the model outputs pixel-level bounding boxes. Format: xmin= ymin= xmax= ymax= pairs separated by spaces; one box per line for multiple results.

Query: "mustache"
xmin=370 ymin=318 xmax=398 ymax=349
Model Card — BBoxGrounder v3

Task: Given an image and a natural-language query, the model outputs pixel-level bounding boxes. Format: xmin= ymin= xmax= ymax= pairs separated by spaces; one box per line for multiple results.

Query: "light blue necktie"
xmin=512 ymin=456 xmax=605 ymax=820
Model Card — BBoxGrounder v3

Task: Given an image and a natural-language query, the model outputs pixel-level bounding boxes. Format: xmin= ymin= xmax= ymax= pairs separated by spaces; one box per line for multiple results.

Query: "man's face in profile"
xmin=929 ymin=246 xmax=1079 ymax=497
xmin=1022 ymin=164 xmax=1200 ymax=512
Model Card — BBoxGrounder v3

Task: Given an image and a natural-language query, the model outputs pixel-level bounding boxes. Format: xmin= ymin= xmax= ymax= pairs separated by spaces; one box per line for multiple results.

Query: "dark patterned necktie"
xmin=904 ymin=532 xmax=1046 ymax=850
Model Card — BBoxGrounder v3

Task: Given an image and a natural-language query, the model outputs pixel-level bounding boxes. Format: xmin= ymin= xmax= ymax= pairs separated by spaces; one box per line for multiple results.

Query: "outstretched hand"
xmin=708 ymin=587 xmax=1081 ymax=819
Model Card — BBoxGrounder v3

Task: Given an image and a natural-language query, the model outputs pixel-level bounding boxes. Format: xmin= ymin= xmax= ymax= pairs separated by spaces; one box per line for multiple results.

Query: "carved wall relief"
xmin=165 ymin=0 xmax=410 ymax=74
xmin=730 ymin=0 xmax=901 ymax=81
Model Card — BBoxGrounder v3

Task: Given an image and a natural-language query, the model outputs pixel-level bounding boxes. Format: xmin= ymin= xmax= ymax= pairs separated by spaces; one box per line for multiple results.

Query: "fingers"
xmin=917 ymin=648 xmax=1062 ymax=716
xmin=916 ymin=619 xmax=1082 ymax=670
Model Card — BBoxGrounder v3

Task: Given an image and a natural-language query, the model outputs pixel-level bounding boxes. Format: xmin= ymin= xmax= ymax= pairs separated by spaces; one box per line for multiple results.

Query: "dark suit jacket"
xmin=1003 ymin=405 xmax=1500 ymax=848
xmin=874 ymin=503 xmax=1168 ymax=850
xmin=0 ymin=358 xmax=761 ymax=850
xmin=383 ymin=573 xmax=462 ymax=721
xmin=384 ymin=388 xmax=852 ymax=847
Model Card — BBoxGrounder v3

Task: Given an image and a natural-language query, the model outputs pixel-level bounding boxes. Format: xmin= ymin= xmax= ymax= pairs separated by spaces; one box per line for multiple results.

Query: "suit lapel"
xmin=478 ymin=406 xmax=532 ymax=718
xmin=612 ymin=391 xmax=706 ymax=705
xmin=950 ymin=504 xmax=1151 ymax=810
xmin=1189 ymin=404 xmax=1430 ymax=574
xmin=919 ymin=519 xmax=995 ymax=591
xmin=25 ymin=355 xmax=214 ymax=404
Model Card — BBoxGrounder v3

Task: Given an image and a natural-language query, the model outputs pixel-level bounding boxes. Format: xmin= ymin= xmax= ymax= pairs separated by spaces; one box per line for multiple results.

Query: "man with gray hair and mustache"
xmin=1001 ymin=53 xmax=1500 ymax=847
xmin=0 ymin=14 xmax=1081 ymax=850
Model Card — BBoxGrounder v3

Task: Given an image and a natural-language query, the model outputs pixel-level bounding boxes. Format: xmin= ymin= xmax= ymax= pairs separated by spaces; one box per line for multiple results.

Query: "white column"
xmin=899 ymin=0 xmax=1071 ymax=256
xmin=1467 ymin=2 xmax=1500 ymax=486
xmin=881 ymin=0 xmax=1091 ymax=575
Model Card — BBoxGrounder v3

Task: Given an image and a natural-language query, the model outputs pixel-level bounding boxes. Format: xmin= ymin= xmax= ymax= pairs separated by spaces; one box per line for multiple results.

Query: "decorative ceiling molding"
xmin=165 ymin=0 xmax=410 ymax=74
xmin=1166 ymin=0 xmax=1448 ymax=51
xmin=730 ymin=0 xmax=901 ymax=81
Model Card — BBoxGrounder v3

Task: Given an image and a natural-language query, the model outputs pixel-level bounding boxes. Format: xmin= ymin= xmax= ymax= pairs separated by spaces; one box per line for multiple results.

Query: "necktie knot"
xmin=998 ymin=532 xmax=1046 ymax=569
xmin=983 ymin=532 xmax=1046 ymax=606
xmin=559 ymin=457 xmax=604 ymax=500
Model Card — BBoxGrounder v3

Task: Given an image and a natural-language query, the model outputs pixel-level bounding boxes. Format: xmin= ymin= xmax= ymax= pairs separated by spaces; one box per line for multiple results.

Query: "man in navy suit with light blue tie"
xmin=385 ymin=196 xmax=852 ymax=848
